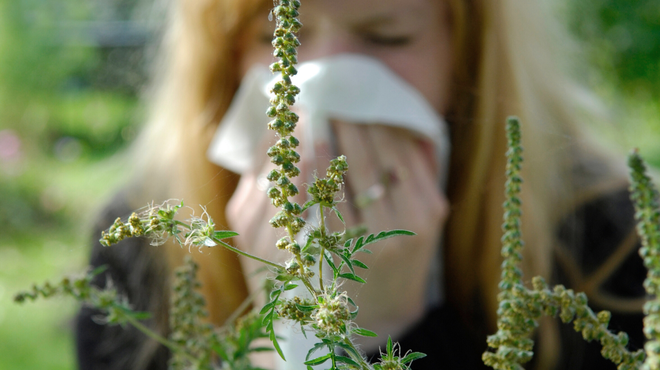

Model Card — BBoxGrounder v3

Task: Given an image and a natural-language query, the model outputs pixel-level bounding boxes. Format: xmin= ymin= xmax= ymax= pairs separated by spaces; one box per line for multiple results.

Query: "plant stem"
xmin=123 ymin=313 xmax=197 ymax=363
xmin=318 ymin=206 xmax=326 ymax=292
xmin=213 ymin=238 xmax=283 ymax=270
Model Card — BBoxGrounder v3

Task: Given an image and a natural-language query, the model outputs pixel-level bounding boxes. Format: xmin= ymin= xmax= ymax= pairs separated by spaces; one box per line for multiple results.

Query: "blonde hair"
xmin=130 ymin=0 xmax=629 ymax=367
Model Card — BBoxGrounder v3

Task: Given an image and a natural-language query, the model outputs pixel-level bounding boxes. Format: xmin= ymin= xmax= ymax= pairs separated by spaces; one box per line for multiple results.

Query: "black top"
xmin=75 ymin=188 xmax=646 ymax=370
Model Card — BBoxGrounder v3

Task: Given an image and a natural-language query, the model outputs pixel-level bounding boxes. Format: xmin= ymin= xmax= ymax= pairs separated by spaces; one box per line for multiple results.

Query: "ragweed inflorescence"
xmin=483 ymin=117 xmax=646 ymax=370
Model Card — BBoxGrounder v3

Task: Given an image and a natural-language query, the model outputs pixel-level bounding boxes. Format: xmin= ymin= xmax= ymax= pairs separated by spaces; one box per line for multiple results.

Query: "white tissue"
xmin=207 ymin=54 xmax=449 ymax=370
xmin=207 ymin=54 xmax=450 ymax=187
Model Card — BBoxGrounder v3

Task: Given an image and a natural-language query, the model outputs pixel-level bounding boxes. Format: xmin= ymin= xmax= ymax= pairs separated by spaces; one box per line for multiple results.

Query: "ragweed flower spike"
xmin=483 ymin=118 xmax=645 ymax=370
xmin=265 ymin=0 xmax=312 ymax=281
xmin=628 ymin=150 xmax=660 ymax=370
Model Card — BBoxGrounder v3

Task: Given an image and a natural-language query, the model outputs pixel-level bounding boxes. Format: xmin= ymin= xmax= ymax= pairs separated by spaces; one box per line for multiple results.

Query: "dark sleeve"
xmin=75 ymin=195 xmax=171 ymax=370
xmin=554 ymin=188 xmax=646 ymax=370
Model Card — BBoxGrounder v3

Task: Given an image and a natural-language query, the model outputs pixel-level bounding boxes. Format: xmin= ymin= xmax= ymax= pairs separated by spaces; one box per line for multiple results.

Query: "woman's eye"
xmin=363 ymin=34 xmax=412 ymax=47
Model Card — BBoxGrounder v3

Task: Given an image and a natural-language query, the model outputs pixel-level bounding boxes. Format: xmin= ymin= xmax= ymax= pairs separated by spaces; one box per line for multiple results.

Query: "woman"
xmin=75 ymin=0 xmax=647 ymax=369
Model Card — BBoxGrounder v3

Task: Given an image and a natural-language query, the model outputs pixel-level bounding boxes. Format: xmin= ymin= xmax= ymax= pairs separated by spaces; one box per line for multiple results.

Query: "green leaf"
xmin=306 ymin=342 xmax=327 ymax=360
xmin=335 ymin=355 xmax=359 ymax=367
xmin=352 ymin=236 xmax=365 ymax=253
xmin=344 ymin=238 xmax=353 ymax=249
xmin=324 ymin=250 xmax=338 ymax=274
xmin=351 ymin=259 xmax=368 ymax=269
xmin=334 ymin=342 xmax=361 ymax=359
xmin=284 ymin=283 xmax=299 ymax=291
xmin=295 ymin=303 xmax=318 ymax=312
xmin=214 ymin=230 xmax=239 ymax=239
xmin=250 ymin=347 xmax=275 ymax=352
xmin=304 ymin=353 xmax=331 ymax=366
xmin=387 ymin=336 xmax=393 ymax=355
xmin=301 ymin=200 xmax=318 ymax=213
xmin=401 ymin=352 xmax=427 ymax=364
xmin=90 ymin=265 xmax=109 ymax=277
xmin=270 ymin=331 xmax=286 ymax=361
xmin=274 ymin=274 xmax=294 ymax=282
xmin=332 ymin=206 xmax=345 ymax=225
xmin=339 ymin=273 xmax=366 ymax=284
xmin=338 ymin=253 xmax=354 ymax=274
xmin=211 ymin=342 xmax=228 ymax=361
xmin=363 ymin=230 xmax=416 ymax=249
xmin=129 ymin=311 xmax=152 ymax=320
xmin=259 ymin=301 xmax=275 ymax=315
xmin=302 ymin=235 xmax=315 ymax=253
xmin=353 ymin=327 xmax=378 ymax=337
xmin=300 ymin=323 xmax=308 ymax=339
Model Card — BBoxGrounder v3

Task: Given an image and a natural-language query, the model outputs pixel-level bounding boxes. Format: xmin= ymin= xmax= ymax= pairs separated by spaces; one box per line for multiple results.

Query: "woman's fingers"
xmin=332 ymin=122 xmax=390 ymax=224
xmin=368 ymin=125 xmax=448 ymax=226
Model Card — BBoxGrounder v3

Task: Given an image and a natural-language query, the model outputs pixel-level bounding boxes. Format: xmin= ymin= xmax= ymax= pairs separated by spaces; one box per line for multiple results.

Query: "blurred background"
xmin=0 ymin=0 xmax=658 ymax=368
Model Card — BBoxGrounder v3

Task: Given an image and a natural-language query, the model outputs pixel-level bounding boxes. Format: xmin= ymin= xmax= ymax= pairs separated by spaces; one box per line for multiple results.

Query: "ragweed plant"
xmin=482 ymin=117 xmax=659 ymax=370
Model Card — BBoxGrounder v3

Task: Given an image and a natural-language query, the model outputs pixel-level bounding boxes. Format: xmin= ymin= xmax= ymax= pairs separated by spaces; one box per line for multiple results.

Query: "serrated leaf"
xmin=304 ymin=353 xmax=332 ymax=366
xmin=362 ymin=230 xmax=416 ymax=249
xmin=351 ymin=259 xmax=368 ymax=269
xmin=352 ymin=236 xmax=365 ymax=253
xmin=339 ymin=273 xmax=366 ymax=284
xmin=214 ymin=230 xmax=239 ymax=239
xmin=353 ymin=327 xmax=378 ymax=337
xmin=335 ymin=355 xmax=359 ymax=367
xmin=401 ymin=352 xmax=427 ymax=364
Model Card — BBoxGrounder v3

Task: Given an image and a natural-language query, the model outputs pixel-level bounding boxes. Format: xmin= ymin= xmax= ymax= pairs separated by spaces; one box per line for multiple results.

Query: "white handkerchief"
xmin=207 ymin=54 xmax=450 ymax=188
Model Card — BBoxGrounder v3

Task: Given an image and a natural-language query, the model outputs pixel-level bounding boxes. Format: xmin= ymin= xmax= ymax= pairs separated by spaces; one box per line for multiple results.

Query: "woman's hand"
xmin=323 ymin=121 xmax=449 ymax=351
xmin=226 ymin=120 xmax=449 ymax=352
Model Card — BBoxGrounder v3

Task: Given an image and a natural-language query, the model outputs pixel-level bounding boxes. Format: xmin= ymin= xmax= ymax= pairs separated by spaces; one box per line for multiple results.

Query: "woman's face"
xmin=239 ymin=0 xmax=454 ymax=114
